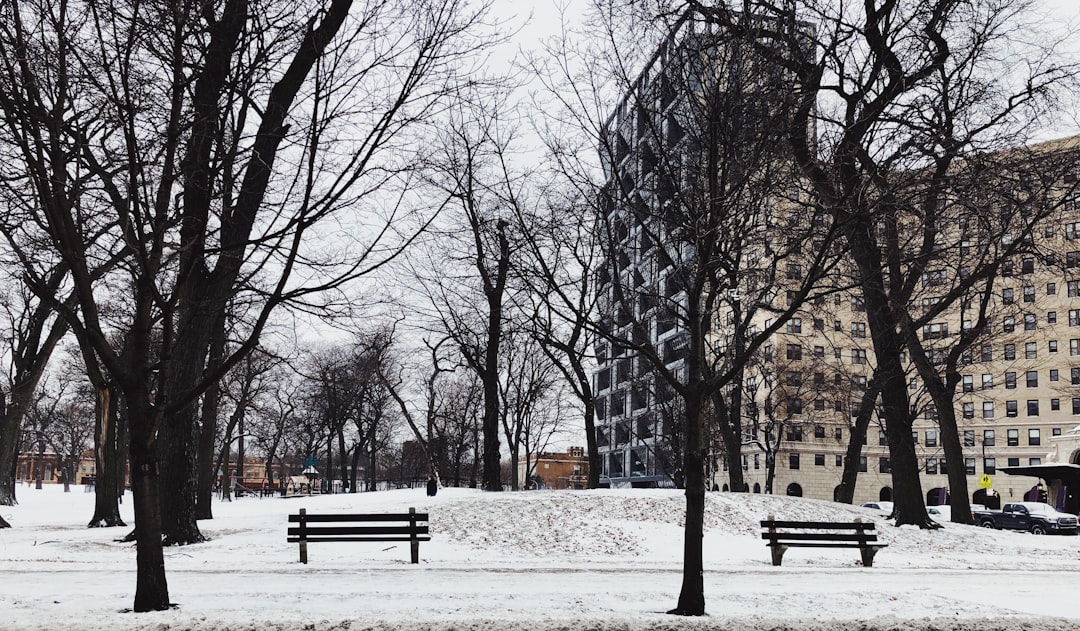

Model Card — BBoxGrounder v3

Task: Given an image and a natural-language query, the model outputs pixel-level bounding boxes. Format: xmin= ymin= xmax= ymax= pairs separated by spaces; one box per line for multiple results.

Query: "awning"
xmin=999 ymin=463 xmax=1080 ymax=484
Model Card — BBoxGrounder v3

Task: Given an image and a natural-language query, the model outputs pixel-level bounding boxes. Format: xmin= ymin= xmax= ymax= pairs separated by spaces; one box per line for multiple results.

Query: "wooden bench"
xmin=287 ymin=507 xmax=430 ymax=564
xmin=760 ymin=515 xmax=885 ymax=567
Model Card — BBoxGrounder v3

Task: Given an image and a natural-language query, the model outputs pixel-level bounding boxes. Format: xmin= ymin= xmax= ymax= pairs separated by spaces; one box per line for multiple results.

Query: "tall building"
xmin=593 ymin=11 xmax=805 ymax=488
xmin=593 ymin=12 xmax=1080 ymax=512
xmin=737 ymin=137 xmax=1080 ymax=513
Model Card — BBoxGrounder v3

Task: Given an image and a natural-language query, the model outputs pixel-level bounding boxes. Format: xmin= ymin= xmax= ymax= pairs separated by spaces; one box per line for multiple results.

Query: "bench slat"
xmin=289 ymin=525 xmax=429 ymax=537
xmin=288 ymin=535 xmax=432 ymax=543
xmin=763 ymin=542 xmax=881 ymax=549
xmin=762 ymin=532 xmax=877 ymax=543
xmin=760 ymin=520 xmax=875 ymax=530
xmin=289 ymin=513 xmax=428 ymax=523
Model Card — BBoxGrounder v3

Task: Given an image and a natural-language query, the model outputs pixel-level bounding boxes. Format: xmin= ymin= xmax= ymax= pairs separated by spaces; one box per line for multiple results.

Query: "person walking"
xmin=426 ymin=474 xmax=438 ymax=497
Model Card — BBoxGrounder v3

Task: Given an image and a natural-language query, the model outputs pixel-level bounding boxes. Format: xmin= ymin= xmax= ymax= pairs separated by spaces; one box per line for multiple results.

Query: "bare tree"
xmin=533 ymin=5 xmax=844 ymax=615
xmin=692 ymin=0 xmax=1080 ymax=527
xmin=0 ymin=0 xmax=497 ymax=611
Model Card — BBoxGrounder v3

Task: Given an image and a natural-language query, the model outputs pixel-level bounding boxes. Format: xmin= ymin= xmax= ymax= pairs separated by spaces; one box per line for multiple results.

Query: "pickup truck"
xmin=973 ymin=502 xmax=1078 ymax=535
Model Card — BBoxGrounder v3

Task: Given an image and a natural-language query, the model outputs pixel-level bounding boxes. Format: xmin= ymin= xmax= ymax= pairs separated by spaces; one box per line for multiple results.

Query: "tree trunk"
xmin=670 ymin=391 xmax=706 ymax=616
xmin=35 ymin=434 xmax=46 ymax=490
xmin=0 ymin=394 xmax=20 ymax=506
xmin=837 ymin=380 xmax=879 ymax=504
xmin=90 ymin=383 xmax=126 ymax=528
xmin=849 ymin=232 xmax=928 ymax=526
xmin=128 ymin=396 xmax=170 ymax=612
xmin=349 ymin=446 xmax=361 ymax=493
xmin=195 ymin=313 xmax=227 ymax=519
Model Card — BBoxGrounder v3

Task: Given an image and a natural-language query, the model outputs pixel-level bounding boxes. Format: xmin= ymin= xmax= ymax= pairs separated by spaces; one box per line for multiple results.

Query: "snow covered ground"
xmin=2 ymin=484 xmax=1079 ymax=630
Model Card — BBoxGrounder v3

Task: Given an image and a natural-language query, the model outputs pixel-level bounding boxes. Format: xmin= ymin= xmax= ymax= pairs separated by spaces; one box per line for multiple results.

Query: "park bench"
xmin=287 ymin=507 xmax=430 ymax=564
xmin=760 ymin=515 xmax=885 ymax=567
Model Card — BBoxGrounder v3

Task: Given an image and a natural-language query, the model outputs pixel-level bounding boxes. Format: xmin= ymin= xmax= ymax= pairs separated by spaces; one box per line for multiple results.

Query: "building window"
xmin=923 ymin=322 xmax=947 ymax=339
xmin=813 ymin=318 xmax=824 ymax=331
xmin=965 ymin=458 xmax=976 ymax=475
xmin=879 ymin=457 xmax=891 ymax=474
xmin=1025 ymin=342 xmax=1037 ymax=359
xmin=834 ymin=427 xmax=843 ymax=441
xmin=984 ymin=458 xmax=996 ymax=475
xmin=1002 ymin=316 xmax=1014 ymax=333
xmin=787 ymin=344 xmax=802 ymax=360
xmin=788 ymin=398 xmax=803 ymax=415
xmin=1048 ymin=282 xmax=1057 ymax=295
xmin=1029 ymin=428 xmax=1041 ymax=445
xmin=1005 ymin=372 xmax=1016 ymax=389
xmin=983 ymin=429 xmax=995 ymax=446
xmin=815 ymin=453 xmax=825 ymax=467
xmin=1023 ymin=285 xmax=1035 ymax=302
xmin=1052 ymin=398 xmax=1061 ymax=411
xmin=814 ymin=425 xmax=826 ymax=439
xmin=851 ymin=322 xmax=867 ymax=338
xmin=1049 ymin=340 xmax=1058 ymax=353
xmin=813 ymin=345 xmax=825 ymax=358
xmin=789 ymin=453 xmax=800 ymax=470
xmin=1006 ymin=400 xmax=1018 ymax=417
xmin=981 ymin=345 xmax=993 ymax=362
xmin=1074 ymin=398 xmax=1080 ymax=414
xmin=1029 ymin=458 xmax=1042 ymax=466
xmin=859 ymin=456 xmax=867 ymax=473
xmin=1022 ymin=257 xmax=1035 ymax=274
xmin=962 ymin=402 xmax=974 ymax=418
xmin=962 ymin=375 xmax=973 ymax=392
xmin=1048 ymin=311 xmax=1057 ymax=324
xmin=925 ymin=430 xmax=938 ymax=447
xmin=982 ymin=402 xmax=994 ymax=418
xmin=1004 ymin=344 xmax=1015 ymax=360
xmin=786 ymin=424 xmax=804 ymax=441
xmin=1007 ymin=428 xmax=1019 ymax=446
xmin=1051 ymin=369 xmax=1060 ymax=381
xmin=1002 ymin=288 xmax=1014 ymax=304
xmin=1027 ymin=400 xmax=1039 ymax=416
xmin=851 ymin=349 xmax=867 ymax=364
xmin=1072 ymin=339 xmax=1080 ymax=356
xmin=981 ymin=374 xmax=993 ymax=389
xmin=1026 ymin=371 xmax=1038 ymax=387
xmin=1073 ymin=367 xmax=1080 ymax=385
xmin=835 ymin=455 xmax=843 ymax=466
xmin=1070 ymin=280 xmax=1080 ymax=297
xmin=787 ymin=318 xmax=802 ymax=334
xmin=926 ymin=458 xmax=938 ymax=474
xmin=1024 ymin=314 xmax=1036 ymax=330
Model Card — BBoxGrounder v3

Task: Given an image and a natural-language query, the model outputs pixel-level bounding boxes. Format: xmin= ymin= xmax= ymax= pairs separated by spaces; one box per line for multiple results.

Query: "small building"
xmin=516 ymin=447 xmax=590 ymax=490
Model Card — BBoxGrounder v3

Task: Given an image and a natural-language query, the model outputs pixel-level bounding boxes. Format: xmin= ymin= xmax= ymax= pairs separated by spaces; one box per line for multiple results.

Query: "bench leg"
xmin=860 ymin=546 xmax=879 ymax=568
xmin=770 ymin=544 xmax=786 ymax=566
xmin=410 ymin=538 xmax=419 ymax=564
xmin=300 ymin=540 xmax=308 ymax=564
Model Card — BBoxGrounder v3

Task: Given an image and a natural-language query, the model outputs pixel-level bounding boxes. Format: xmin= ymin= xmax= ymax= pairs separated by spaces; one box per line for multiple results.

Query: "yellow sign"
xmin=979 ymin=474 xmax=992 ymax=489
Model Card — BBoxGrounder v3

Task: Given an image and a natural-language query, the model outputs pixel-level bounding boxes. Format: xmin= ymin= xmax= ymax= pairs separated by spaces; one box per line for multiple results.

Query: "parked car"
xmin=926 ymin=505 xmax=952 ymax=521
xmin=972 ymin=502 xmax=1079 ymax=535
xmin=860 ymin=501 xmax=894 ymax=515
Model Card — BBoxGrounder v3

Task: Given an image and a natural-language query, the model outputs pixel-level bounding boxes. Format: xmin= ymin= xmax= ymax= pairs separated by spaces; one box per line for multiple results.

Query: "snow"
xmin=2 ymin=485 xmax=1079 ymax=630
